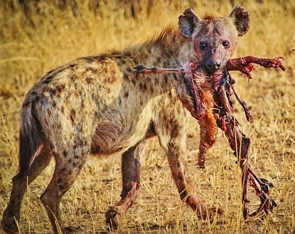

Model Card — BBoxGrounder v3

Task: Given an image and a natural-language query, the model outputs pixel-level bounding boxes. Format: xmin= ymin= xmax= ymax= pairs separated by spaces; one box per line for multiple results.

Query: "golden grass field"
xmin=0 ymin=0 xmax=295 ymax=233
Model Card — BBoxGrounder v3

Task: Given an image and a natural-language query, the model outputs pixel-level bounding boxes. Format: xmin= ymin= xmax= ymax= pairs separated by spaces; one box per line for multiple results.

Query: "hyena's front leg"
xmin=166 ymin=132 xmax=223 ymax=219
xmin=105 ymin=143 xmax=143 ymax=230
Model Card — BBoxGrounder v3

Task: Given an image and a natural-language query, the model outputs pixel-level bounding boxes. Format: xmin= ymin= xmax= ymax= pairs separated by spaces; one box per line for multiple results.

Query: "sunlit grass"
xmin=0 ymin=0 xmax=295 ymax=233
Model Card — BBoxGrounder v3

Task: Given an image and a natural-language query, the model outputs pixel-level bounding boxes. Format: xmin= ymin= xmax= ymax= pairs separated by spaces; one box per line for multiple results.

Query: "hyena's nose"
xmin=206 ymin=60 xmax=222 ymax=72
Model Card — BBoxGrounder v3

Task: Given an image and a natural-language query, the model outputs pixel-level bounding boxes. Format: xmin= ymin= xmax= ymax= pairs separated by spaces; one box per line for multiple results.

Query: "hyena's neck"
xmin=134 ymin=26 xmax=194 ymax=68
xmin=119 ymin=27 xmax=195 ymax=96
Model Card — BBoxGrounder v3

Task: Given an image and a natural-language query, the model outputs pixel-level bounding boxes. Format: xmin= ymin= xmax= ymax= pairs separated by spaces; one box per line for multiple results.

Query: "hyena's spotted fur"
xmin=2 ymin=6 xmax=250 ymax=233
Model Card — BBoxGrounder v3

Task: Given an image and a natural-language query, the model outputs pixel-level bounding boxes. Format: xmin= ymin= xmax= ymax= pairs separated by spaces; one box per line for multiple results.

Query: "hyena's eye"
xmin=199 ymin=42 xmax=207 ymax=50
xmin=222 ymin=40 xmax=230 ymax=48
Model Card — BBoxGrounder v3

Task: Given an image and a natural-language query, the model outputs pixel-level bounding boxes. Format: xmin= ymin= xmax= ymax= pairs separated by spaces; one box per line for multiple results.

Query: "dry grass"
xmin=0 ymin=0 xmax=295 ymax=233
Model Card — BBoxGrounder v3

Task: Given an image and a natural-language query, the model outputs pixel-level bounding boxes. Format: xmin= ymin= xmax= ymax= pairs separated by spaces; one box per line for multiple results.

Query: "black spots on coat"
xmin=172 ymin=74 xmax=178 ymax=81
xmin=164 ymin=75 xmax=168 ymax=84
xmin=57 ymin=177 xmax=65 ymax=190
xmin=49 ymin=88 xmax=57 ymax=95
xmin=80 ymin=100 xmax=85 ymax=109
xmin=105 ymin=87 xmax=111 ymax=94
xmin=126 ymin=67 xmax=132 ymax=73
xmin=63 ymin=151 xmax=67 ymax=158
xmin=72 ymin=162 xmax=78 ymax=168
xmin=150 ymin=85 xmax=154 ymax=94
xmin=156 ymin=57 xmax=164 ymax=64
xmin=131 ymin=79 xmax=136 ymax=86
xmin=42 ymin=75 xmax=54 ymax=84
xmin=61 ymin=167 xmax=67 ymax=173
xmin=120 ymin=59 xmax=127 ymax=65
xmin=52 ymin=101 xmax=57 ymax=108
xmin=85 ymin=77 xmax=93 ymax=84
xmin=56 ymin=85 xmax=65 ymax=93
xmin=47 ymin=84 xmax=64 ymax=97
xmin=57 ymin=177 xmax=62 ymax=184
xmin=123 ymin=73 xmax=129 ymax=80
xmin=139 ymin=82 xmax=148 ymax=91
xmin=132 ymin=58 xmax=139 ymax=65
xmin=70 ymin=109 xmax=76 ymax=123
xmin=124 ymin=91 xmax=129 ymax=98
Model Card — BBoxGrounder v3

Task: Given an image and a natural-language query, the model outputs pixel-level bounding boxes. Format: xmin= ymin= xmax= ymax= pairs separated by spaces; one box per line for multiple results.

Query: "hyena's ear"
xmin=178 ymin=8 xmax=202 ymax=38
xmin=229 ymin=5 xmax=250 ymax=36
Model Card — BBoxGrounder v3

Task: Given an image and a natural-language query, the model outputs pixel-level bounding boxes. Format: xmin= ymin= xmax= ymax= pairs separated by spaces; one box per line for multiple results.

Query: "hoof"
xmin=105 ymin=208 xmax=120 ymax=231
xmin=1 ymin=216 xmax=19 ymax=234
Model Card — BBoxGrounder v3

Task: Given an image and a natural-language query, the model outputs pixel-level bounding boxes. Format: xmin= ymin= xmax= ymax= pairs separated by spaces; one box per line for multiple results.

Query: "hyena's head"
xmin=179 ymin=5 xmax=250 ymax=73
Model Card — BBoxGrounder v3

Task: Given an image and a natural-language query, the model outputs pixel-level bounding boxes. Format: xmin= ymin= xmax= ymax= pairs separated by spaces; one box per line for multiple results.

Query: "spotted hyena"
xmin=2 ymin=6 xmax=250 ymax=233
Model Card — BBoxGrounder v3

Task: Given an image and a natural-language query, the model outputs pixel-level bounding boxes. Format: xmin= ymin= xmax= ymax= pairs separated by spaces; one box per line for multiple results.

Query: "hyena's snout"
xmin=205 ymin=59 xmax=222 ymax=72
xmin=203 ymin=46 xmax=233 ymax=73
xmin=198 ymin=48 xmax=230 ymax=73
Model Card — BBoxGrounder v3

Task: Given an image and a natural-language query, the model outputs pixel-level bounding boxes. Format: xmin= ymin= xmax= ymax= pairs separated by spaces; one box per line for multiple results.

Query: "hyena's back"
xmin=21 ymin=49 xmax=184 ymax=168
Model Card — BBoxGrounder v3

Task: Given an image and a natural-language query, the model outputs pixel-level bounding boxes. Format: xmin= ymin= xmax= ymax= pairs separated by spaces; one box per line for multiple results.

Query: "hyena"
xmin=2 ymin=6 xmax=250 ymax=233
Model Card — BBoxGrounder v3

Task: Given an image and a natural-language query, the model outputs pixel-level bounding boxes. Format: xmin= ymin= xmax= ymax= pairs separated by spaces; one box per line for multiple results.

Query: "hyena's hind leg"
xmin=105 ymin=143 xmax=144 ymax=231
xmin=2 ymin=142 xmax=53 ymax=234
xmin=40 ymin=138 xmax=90 ymax=234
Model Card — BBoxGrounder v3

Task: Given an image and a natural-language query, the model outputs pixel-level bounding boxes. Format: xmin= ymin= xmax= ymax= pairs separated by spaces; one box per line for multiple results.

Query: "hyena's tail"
xmin=18 ymin=102 xmax=45 ymax=176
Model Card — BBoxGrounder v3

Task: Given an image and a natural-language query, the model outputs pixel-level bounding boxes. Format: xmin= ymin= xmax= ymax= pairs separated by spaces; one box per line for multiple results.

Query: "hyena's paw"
xmin=105 ymin=208 xmax=121 ymax=231
xmin=186 ymin=195 xmax=224 ymax=220
xmin=201 ymin=207 xmax=224 ymax=220
xmin=1 ymin=215 xmax=19 ymax=234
